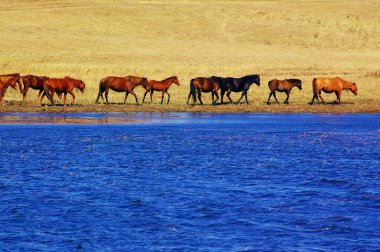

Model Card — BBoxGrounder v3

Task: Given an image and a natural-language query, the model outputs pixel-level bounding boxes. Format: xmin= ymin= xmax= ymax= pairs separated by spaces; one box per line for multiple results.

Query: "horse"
xmin=186 ymin=77 xmax=220 ymax=105
xmin=20 ymin=75 xmax=49 ymax=101
xmin=142 ymin=76 xmax=180 ymax=104
xmin=0 ymin=74 xmax=20 ymax=105
xmin=96 ymin=76 xmax=148 ymax=105
xmin=211 ymin=76 xmax=230 ymax=104
xmin=214 ymin=74 xmax=261 ymax=104
xmin=42 ymin=76 xmax=85 ymax=105
xmin=309 ymin=77 xmax=358 ymax=105
xmin=267 ymin=79 xmax=302 ymax=104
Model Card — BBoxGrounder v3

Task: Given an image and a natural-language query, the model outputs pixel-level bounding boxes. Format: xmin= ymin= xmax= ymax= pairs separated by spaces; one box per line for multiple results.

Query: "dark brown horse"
xmin=267 ymin=79 xmax=302 ymax=104
xmin=42 ymin=76 xmax=85 ymax=105
xmin=142 ymin=76 xmax=180 ymax=104
xmin=309 ymin=77 xmax=358 ymax=105
xmin=96 ymin=76 xmax=148 ymax=105
xmin=186 ymin=77 xmax=219 ymax=105
xmin=0 ymin=74 xmax=20 ymax=104
xmin=20 ymin=75 xmax=49 ymax=101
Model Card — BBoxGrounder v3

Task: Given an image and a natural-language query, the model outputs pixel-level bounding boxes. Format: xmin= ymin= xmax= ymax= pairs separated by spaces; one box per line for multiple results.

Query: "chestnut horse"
xmin=309 ymin=77 xmax=358 ymax=105
xmin=21 ymin=75 xmax=49 ymax=101
xmin=142 ymin=76 xmax=180 ymax=104
xmin=0 ymin=74 xmax=20 ymax=104
xmin=267 ymin=79 xmax=302 ymax=104
xmin=186 ymin=77 xmax=220 ymax=105
xmin=42 ymin=76 xmax=85 ymax=105
xmin=96 ymin=76 xmax=148 ymax=105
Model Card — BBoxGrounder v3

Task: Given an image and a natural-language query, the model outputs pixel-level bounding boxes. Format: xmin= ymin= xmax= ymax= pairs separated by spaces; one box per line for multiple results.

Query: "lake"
xmin=0 ymin=113 xmax=379 ymax=251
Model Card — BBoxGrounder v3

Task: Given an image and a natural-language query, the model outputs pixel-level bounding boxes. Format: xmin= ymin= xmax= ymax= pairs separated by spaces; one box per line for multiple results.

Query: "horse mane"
xmin=336 ymin=77 xmax=356 ymax=88
xmin=286 ymin=79 xmax=301 ymax=85
xmin=241 ymin=74 xmax=260 ymax=84
xmin=0 ymin=73 xmax=19 ymax=77
xmin=163 ymin=76 xmax=177 ymax=81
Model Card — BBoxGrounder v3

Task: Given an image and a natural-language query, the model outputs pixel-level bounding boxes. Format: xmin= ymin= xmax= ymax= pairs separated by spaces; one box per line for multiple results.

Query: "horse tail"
xmin=190 ymin=79 xmax=197 ymax=94
xmin=43 ymin=82 xmax=54 ymax=104
xmin=188 ymin=78 xmax=197 ymax=104
xmin=96 ymin=81 xmax=105 ymax=101
xmin=312 ymin=78 xmax=318 ymax=95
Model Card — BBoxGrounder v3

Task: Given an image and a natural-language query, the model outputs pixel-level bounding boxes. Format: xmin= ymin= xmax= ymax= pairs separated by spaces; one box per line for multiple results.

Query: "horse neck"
xmin=132 ymin=79 xmax=144 ymax=88
xmin=289 ymin=82 xmax=298 ymax=88
xmin=165 ymin=77 xmax=177 ymax=86
xmin=342 ymin=80 xmax=354 ymax=90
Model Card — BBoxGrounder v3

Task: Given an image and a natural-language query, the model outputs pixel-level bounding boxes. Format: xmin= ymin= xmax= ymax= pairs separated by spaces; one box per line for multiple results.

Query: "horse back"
xmin=314 ymin=77 xmax=343 ymax=92
xmin=44 ymin=78 xmax=70 ymax=92
xmin=193 ymin=77 xmax=218 ymax=92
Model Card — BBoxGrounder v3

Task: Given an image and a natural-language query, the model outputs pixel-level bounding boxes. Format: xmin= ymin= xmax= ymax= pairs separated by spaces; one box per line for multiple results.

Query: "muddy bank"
xmin=0 ymin=100 xmax=379 ymax=114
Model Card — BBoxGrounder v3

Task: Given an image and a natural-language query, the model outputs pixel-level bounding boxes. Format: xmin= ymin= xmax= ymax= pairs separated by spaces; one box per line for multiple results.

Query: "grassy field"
xmin=0 ymin=0 xmax=379 ymax=112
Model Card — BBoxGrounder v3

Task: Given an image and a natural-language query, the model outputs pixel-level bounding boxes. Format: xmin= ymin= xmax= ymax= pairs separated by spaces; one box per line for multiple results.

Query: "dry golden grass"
xmin=0 ymin=0 xmax=379 ymax=112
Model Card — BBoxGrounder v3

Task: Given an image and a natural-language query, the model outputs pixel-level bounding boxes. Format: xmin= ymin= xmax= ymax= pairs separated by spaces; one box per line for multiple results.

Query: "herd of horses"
xmin=0 ymin=73 xmax=358 ymax=106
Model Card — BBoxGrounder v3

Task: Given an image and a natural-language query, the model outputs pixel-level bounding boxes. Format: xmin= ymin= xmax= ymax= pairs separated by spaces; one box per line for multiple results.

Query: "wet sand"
xmin=1 ymin=100 xmax=379 ymax=115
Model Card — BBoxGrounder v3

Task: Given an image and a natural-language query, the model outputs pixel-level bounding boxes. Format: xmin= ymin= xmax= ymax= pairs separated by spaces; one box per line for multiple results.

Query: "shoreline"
xmin=0 ymin=101 xmax=379 ymax=114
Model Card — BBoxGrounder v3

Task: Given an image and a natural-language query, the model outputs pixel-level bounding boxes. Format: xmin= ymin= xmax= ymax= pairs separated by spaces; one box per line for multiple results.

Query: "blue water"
xmin=0 ymin=113 xmax=379 ymax=251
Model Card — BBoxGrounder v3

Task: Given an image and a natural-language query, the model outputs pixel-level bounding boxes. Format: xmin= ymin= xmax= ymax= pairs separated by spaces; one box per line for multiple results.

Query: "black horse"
xmin=212 ymin=75 xmax=260 ymax=104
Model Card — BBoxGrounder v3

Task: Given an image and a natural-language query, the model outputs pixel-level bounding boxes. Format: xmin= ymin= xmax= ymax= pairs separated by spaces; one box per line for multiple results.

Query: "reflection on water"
xmin=0 ymin=113 xmax=379 ymax=251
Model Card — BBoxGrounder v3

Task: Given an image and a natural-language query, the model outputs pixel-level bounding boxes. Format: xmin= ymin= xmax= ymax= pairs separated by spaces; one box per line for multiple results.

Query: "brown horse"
xmin=0 ymin=74 xmax=20 ymax=104
xmin=267 ymin=79 xmax=302 ymax=104
xmin=309 ymin=77 xmax=358 ymax=105
xmin=142 ymin=76 xmax=180 ymax=104
xmin=20 ymin=75 xmax=49 ymax=101
xmin=186 ymin=77 xmax=219 ymax=105
xmin=96 ymin=76 xmax=148 ymax=105
xmin=42 ymin=76 xmax=85 ymax=105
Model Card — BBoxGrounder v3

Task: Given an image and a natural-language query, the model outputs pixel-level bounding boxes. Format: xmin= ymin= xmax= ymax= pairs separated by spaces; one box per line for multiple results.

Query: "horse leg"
xmin=68 ymin=91 xmax=75 ymax=105
xmin=142 ymin=90 xmax=148 ymax=103
xmin=284 ymin=91 xmax=290 ymax=104
xmin=197 ymin=90 xmax=203 ymax=105
xmin=267 ymin=91 xmax=273 ymax=105
xmin=318 ymin=91 xmax=325 ymax=104
xmin=40 ymin=92 xmax=45 ymax=103
xmin=309 ymin=90 xmax=318 ymax=105
xmin=221 ymin=90 xmax=225 ymax=104
xmin=105 ymin=90 xmax=109 ymax=105
xmin=22 ymin=86 xmax=29 ymax=101
xmin=227 ymin=91 xmax=233 ymax=103
xmin=335 ymin=91 xmax=342 ymax=104
xmin=167 ymin=92 xmax=171 ymax=104
xmin=244 ymin=91 xmax=249 ymax=104
xmin=150 ymin=90 xmax=154 ymax=103
xmin=124 ymin=92 xmax=128 ymax=104
xmin=211 ymin=92 xmax=214 ymax=104
xmin=236 ymin=91 xmax=246 ymax=104
xmin=213 ymin=91 xmax=219 ymax=105
xmin=63 ymin=92 xmax=67 ymax=105
xmin=161 ymin=91 xmax=165 ymax=104
xmin=186 ymin=92 xmax=192 ymax=105
xmin=36 ymin=89 xmax=43 ymax=101
xmin=130 ymin=91 xmax=139 ymax=104
xmin=273 ymin=91 xmax=279 ymax=104
xmin=96 ymin=89 xmax=104 ymax=103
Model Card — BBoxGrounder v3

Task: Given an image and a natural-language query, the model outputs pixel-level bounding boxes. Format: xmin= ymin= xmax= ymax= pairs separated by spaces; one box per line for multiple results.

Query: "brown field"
xmin=0 ymin=0 xmax=379 ymax=113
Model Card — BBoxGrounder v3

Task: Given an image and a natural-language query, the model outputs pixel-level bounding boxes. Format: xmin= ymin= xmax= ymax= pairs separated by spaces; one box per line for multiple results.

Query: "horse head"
xmin=294 ymin=79 xmax=302 ymax=90
xmin=8 ymin=77 xmax=19 ymax=90
xmin=172 ymin=76 xmax=180 ymax=86
xmin=75 ymin=80 xmax=86 ymax=93
xmin=244 ymin=74 xmax=260 ymax=86
xmin=140 ymin=77 xmax=149 ymax=87
xmin=351 ymin=82 xmax=358 ymax=95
